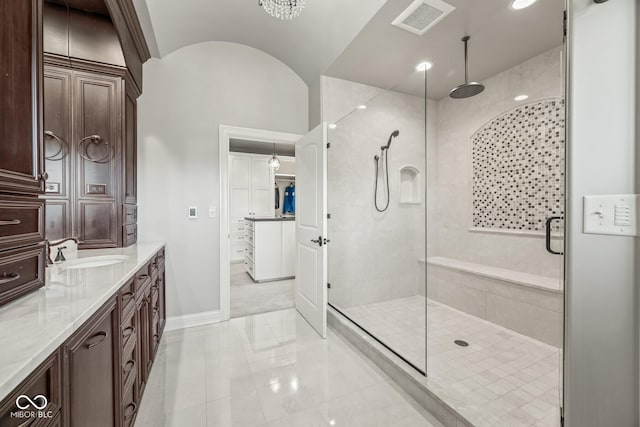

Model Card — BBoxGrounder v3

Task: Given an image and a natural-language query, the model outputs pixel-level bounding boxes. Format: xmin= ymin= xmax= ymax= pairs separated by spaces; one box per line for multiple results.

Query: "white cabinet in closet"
xmin=244 ymin=219 xmax=295 ymax=281
xmin=229 ymin=153 xmax=275 ymax=262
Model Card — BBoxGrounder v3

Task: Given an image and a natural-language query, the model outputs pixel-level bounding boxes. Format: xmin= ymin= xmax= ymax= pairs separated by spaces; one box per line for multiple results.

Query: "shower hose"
xmin=374 ymin=148 xmax=390 ymax=212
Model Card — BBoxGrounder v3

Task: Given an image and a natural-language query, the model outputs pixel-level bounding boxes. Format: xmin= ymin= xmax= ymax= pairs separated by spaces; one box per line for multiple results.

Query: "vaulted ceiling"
xmin=133 ymin=0 xmax=388 ymax=85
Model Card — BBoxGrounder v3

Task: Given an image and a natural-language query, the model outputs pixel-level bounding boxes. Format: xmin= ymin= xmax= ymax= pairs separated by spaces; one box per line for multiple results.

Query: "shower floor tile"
xmin=343 ymin=296 xmax=562 ymax=427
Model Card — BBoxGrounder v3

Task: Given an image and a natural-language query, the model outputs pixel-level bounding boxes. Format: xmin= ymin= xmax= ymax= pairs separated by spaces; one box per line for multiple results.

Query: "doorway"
xmin=219 ymin=126 xmax=302 ymax=320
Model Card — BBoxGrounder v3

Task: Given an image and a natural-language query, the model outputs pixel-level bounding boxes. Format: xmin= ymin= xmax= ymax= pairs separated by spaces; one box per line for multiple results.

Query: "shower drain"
xmin=454 ymin=340 xmax=469 ymax=347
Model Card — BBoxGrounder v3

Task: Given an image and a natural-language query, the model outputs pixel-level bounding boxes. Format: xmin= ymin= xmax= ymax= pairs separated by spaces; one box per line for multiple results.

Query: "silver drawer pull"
xmin=0 ymin=219 xmax=21 ymax=226
xmin=0 ymin=273 xmax=21 ymax=285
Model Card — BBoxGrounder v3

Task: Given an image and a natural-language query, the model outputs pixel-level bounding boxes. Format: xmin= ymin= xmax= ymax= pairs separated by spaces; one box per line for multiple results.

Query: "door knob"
xmin=310 ymin=236 xmax=323 ymax=247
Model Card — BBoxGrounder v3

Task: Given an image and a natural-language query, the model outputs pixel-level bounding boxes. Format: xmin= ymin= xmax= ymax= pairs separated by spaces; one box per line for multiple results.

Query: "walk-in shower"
xmin=374 ymin=129 xmax=400 ymax=212
xmin=325 ymin=0 xmax=566 ymax=425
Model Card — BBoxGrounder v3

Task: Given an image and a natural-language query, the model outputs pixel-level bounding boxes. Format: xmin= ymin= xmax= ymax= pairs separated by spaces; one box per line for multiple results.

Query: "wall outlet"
xmin=209 ymin=206 xmax=217 ymax=218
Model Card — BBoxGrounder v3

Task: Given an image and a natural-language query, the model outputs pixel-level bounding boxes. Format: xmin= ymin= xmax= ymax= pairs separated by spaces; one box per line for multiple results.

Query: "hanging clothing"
xmin=275 ymin=184 xmax=280 ymax=210
xmin=283 ymin=184 xmax=295 ymax=214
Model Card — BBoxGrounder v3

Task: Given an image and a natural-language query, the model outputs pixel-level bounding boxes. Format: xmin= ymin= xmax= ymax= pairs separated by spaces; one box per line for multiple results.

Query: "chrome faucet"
xmin=45 ymin=237 xmax=79 ymax=266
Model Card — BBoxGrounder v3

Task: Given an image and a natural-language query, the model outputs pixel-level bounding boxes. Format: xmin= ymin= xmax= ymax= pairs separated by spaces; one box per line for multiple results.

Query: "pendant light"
xmin=268 ymin=143 xmax=281 ymax=172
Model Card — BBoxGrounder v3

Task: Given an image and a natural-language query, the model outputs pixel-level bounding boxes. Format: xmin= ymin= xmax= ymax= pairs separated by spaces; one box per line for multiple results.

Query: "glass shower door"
xmin=326 ymin=70 xmax=428 ymax=374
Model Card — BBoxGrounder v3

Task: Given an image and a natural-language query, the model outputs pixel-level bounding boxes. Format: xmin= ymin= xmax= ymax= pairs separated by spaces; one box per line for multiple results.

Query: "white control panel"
xmin=583 ymin=194 xmax=639 ymax=236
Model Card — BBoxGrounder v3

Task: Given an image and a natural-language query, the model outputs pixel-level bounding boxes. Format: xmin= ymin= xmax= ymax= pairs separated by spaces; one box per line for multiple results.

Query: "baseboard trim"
xmin=165 ymin=310 xmax=221 ymax=331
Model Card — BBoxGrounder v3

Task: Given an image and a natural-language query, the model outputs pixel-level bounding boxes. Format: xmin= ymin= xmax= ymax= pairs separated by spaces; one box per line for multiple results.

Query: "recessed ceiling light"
xmin=328 ymin=123 xmax=337 ymax=129
xmin=416 ymin=61 xmax=433 ymax=72
xmin=514 ymin=94 xmax=529 ymax=101
xmin=511 ymin=0 xmax=537 ymax=10
xmin=357 ymin=104 xmax=367 ymax=110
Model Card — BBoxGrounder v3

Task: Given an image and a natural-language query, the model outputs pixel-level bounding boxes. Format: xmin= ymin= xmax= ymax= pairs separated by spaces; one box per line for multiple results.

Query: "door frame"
xmin=219 ymin=125 xmax=303 ymax=321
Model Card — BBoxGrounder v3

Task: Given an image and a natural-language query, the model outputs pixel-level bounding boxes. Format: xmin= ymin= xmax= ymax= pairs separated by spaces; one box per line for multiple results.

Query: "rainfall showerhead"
xmin=385 ymin=130 xmax=400 ymax=149
xmin=450 ymin=36 xmax=485 ymax=99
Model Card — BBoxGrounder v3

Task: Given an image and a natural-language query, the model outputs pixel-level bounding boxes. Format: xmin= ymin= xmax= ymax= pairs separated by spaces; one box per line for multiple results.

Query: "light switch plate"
xmin=188 ymin=206 xmax=198 ymax=219
xmin=583 ymin=194 xmax=639 ymax=236
xmin=208 ymin=206 xmax=217 ymax=218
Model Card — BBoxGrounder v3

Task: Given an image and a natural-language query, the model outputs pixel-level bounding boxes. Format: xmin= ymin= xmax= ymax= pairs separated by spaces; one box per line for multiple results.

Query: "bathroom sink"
xmin=60 ymin=255 xmax=129 ymax=270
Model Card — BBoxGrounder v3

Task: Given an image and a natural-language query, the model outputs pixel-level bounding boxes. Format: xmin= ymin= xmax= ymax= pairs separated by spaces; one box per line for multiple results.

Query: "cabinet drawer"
xmin=121 ymin=376 xmax=138 ymax=427
xmin=121 ymin=311 xmax=137 ymax=356
xmin=0 ymin=244 xmax=46 ymax=307
xmin=151 ymin=286 xmax=159 ymax=310
xmin=119 ymin=277 xmax=136 ymax=317
xmin=246 ymin=246 xmax=254 ymax=261
xmin=122 ymin=204 xmax=137 ymax=225
xmin=231 ymin=243 xmax=245 ymax=260
xmin=0 ymin=197 xmax=44 ymax=250
xmin=0 ymin=350 xmax=62 ymax=427
xmin=134 ymin=264 xmax=151 ymax=294
xmin=230 ymin=233 xmax=246 ymax=243
xmin=121 ymin=354 xmax=137 ymax=394
xmin=156 ymin=248 xmax=165 ymax=267
xmin=244 ymin=258 xmax=254 ymax=277
xmin=245 ymin=220 xmax=254 ymax=232
xmin=123 ymin=224 xmax=137 ymax=247
xmin=231 ymin=223 xmax=246 ymax=234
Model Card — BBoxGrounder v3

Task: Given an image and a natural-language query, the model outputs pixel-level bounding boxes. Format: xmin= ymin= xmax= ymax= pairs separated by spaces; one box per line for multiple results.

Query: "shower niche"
xmin=399 ymin=166 xmax=421 ymax=204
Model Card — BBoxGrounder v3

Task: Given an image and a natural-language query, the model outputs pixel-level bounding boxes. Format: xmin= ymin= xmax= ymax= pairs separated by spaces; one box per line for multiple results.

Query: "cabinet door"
xmin=73 ymin=72 xmax=121 ymax=248
xmin=251 ymin=157 xmax=274 ymax=217
xmin=230 ymin=155 xmax=251 ymax=219
xmin=73 ymin=72 xmax=121 ymax=200
xmin=43 ymin=66 xmax=73 ymax=241
xmin=64 ymin=300 xmax=117 ymax=427
xmin=123 ymin=93 xmax=137 ymax=205
xmin=77 ymin=200 xmax=118 ymax=248
xmin=0 ymin=0 xmax=44 ymax=195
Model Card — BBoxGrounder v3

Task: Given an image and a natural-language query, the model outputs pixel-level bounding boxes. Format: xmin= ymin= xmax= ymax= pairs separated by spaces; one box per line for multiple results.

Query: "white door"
xmin=295 ymin=123 xmax=328 ymax=338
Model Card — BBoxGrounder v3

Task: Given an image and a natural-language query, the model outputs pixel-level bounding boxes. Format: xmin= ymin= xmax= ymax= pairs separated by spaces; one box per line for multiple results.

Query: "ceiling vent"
xmin=391 ymin=0 xmax=455 ymax=36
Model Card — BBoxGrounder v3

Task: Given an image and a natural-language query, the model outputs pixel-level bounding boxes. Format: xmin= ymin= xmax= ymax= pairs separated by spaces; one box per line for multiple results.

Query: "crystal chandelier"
xmin=258 ymin=0 xmax=306 ymax=20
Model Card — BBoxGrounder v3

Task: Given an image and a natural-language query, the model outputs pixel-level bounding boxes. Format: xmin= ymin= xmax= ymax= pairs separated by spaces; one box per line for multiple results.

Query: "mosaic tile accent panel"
xmin=472 ymin=99 xmax=565 ymax=232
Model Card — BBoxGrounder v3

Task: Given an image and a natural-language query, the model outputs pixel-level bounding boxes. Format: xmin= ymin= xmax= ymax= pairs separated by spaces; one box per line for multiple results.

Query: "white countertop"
xmin=0 ymin=241 xmax=165 ymax=401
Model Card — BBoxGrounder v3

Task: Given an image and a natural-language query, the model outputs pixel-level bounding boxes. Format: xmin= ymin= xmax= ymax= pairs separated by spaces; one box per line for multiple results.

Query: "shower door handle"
xmin=310 ymin=236 xmax=323 ymax=247
xmin=545 ymin=216 xmax=564 ymax=255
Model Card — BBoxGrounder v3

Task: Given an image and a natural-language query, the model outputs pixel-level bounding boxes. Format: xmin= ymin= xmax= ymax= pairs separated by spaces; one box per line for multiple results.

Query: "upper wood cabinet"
xmin=0 ymin=0 xmax=44 ymax=195
xmin=123 ymin=91 xmax=137 ymax=205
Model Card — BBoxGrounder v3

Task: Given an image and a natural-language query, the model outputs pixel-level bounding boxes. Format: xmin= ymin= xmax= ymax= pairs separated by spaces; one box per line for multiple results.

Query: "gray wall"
xmin=565 ymin=0 xmax=639 ymax=426
xmin=137 ymin=41 xmax=308 ymax=319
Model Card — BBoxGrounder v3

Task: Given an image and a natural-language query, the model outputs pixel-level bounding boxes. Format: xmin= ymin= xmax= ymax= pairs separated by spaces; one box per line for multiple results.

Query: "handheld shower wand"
xmin=374 ymin=130 xmax=400 ymax=212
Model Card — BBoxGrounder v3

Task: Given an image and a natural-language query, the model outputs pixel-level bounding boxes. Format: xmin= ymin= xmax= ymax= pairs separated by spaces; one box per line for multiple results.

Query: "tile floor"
xmin=344 ymin=296 xmax=562 ymax=427
xmin=230 ymin=263 xmax=295 ymax=318
xmin=134 ymin=308 xmax=441 ymax=427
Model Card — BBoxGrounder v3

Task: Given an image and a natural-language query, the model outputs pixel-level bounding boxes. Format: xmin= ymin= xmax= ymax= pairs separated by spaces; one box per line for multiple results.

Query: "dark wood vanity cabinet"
xmin=0 ymin=247 xmax=166 ymax=427
xmin=0 ymin=0 xmax=45 ymax=195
